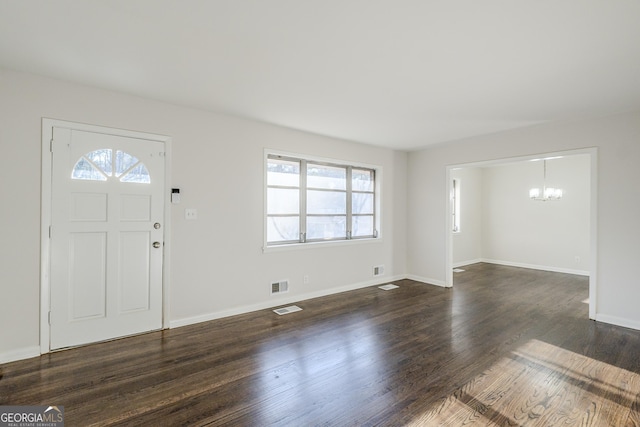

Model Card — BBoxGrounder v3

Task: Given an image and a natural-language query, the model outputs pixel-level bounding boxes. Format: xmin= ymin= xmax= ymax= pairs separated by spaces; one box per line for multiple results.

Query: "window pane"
xmin=120 ymin=163 xmax=151 ymax=183
xmin=267 ymin=216 xmax=300 ymax=243
xmin=268 ymin=188 xmax=299 ymax=214
xmin=115 ymin=150 xmax=140 ymax=177
xmin=307 ymin=164 xmax=346 ymax=190
xmin=72 ymin=157 xmax=108 ymax=181
xmin=307 ymin=190 xmax=346 ymax=214
xmin=352 ymin=215 xmax=374 ymax=237
xmin=352 ymin=193 xmax=374 ymax=215
xmin=268 ymin=158 xmax=300 ymax=187
xmin=452 ymin=178 xmax=460 ymax=232
xmin=307 ymin=216 xmax=346 ymax=240
xmin=86 ymin=149 xmax=112 ymax=176
xmin=266 ymin=154 xmax=378 ymax=247
xmin=353 ymin=169 xmax=374 ymax=191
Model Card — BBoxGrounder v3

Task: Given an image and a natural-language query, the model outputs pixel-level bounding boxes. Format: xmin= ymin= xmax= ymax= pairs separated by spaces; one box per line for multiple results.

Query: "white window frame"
xmin=264 ymin=150 xmax=380 ymax=249
xmin=452 ymin=178 xmax=461 ymax=233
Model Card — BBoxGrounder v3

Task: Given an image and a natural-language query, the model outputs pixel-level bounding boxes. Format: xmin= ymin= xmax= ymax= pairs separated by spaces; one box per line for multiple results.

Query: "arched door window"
xmin=72 ymin=149 xmax=150 ymax=183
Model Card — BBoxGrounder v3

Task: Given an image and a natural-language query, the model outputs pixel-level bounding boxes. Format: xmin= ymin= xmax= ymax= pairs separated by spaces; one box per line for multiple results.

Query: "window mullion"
xmin=346 ymin=166 xmax=352 ymax=239
xmin=300 ymin=160 xmax=307 ymax=242
xmin=267 ymin=153 xmax=377 ymax=246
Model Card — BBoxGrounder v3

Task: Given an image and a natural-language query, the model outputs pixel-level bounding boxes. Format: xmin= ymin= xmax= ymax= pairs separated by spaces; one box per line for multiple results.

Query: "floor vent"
xmin=273 ymin=305 xmax=302 ymax=315
xmin=271 ymin=280 xmax=289 ymax=295
xmin=453 ymin=268 xmax=466 ymax=273
xmin=378 ymin=284 xmax=399 ymax=291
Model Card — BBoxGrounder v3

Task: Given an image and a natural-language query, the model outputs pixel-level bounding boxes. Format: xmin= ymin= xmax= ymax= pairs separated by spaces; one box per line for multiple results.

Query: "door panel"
xmin=119 ymin=231 xmax=151 ymax=313
xmin=70 ymin=193 xmax=108 ymax=221
xmin=69 ymin=232 xmax=107 ymax=320
xmin=50 ymin=127 xmax=164 ymax=350
xmin=120 ymin=195 xmax=151 ymax=221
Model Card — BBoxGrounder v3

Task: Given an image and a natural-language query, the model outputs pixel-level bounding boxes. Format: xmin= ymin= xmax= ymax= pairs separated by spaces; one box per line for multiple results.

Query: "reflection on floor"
xmin=1 ymin=263 xmax=639 ymax=425
xmin=413 ymin=338 xmax=640 ymax=426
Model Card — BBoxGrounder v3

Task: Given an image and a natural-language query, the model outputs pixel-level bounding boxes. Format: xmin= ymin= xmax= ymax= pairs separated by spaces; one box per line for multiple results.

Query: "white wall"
xmin=451 ymin=167 xmax=483 ymax=266
xmin=452 ymin=156 xmax=590 ymax=273
xmin=481 ymin=155 xmax=590 ymax=274
xmin=407 ymin=111 xmax=640 ymax=330
xmin=2 ymin=65 xmax=637 ymax=362
xmin=0 ymin=68 xmax=407 ymax=362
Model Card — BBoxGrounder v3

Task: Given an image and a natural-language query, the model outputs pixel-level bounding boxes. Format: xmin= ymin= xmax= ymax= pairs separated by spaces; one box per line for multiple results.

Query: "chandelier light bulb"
xmin=529 ymin=160 xmax=563 ymax=201
xmin=529 ymin=188 xmax=540 ymax=199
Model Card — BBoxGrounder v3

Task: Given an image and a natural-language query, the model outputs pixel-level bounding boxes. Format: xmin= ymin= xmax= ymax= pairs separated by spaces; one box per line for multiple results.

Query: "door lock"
xmin=152 ymin=241 xmax=161 ymax=248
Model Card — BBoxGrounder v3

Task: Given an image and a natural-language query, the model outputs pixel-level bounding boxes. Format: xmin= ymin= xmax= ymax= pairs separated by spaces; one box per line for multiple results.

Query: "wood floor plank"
xmin=2 ymin=263 xmax=640 ymax=426
xmin=624 ymin=392 xmax=640 ymax=427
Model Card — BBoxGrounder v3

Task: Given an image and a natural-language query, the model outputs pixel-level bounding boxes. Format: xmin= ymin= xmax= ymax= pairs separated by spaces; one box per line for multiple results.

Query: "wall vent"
xmin=273 ymin=305 xmax=302 ymax=315
xmin=373 ymin=265 xmax=385 ymax=276
xmin=271 ymin=280 xmax=289 ymax=295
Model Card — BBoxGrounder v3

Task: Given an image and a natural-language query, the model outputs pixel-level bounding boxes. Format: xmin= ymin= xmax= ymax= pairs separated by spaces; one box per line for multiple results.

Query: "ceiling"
xmin=1 ymin=1 xmax=640 ymax=151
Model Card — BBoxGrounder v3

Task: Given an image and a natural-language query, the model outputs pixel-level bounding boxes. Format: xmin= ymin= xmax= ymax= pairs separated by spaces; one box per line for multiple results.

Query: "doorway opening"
xmin=445 ymin=148 xmax=597 ymax=319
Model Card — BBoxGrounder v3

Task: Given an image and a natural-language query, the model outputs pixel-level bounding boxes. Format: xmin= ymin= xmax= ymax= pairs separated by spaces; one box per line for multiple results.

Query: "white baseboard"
xmin=170 ymin=274 xmax=407 ymax=329
xmin=480 ymin=259 xmax=589 ymax=276
xmin=6 ymin=272 xmax=634 ymax=364
xmin=453 ymin=259 xmax=483 ymax=268
xmin=0 ymin=346 xmax=40 ymax=365
xmin=596 ymin=314 xmax=640 ymax=331
xmin=405 ymin=274 xmax=448 ymax=288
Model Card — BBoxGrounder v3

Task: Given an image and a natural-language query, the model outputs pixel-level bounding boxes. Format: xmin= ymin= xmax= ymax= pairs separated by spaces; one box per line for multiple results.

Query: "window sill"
xmin=263 ymin=237 xmax=382 ymax=253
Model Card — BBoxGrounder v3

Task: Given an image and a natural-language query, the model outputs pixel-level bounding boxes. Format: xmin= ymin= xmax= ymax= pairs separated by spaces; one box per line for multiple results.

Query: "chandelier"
xmin=529 ymin=160 xmax=563 ymax=201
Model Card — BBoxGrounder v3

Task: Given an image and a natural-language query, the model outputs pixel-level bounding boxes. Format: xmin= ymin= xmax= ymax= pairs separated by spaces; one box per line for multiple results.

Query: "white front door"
xmin=50 ymin=127 xmax=165 ymax=350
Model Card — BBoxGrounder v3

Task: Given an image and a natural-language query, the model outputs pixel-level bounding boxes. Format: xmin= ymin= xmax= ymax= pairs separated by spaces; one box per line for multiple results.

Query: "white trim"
xmin=40 ymin=118 xmax=172 ymax=354
xmin=453 ymin=257 xmax=590 ymax=276
xmin=480 ymin=259 xmax=589 ymax=276
xmin=445 ymin=167 xmax=454 ymax=288
xmin=40 ymin=122 xmax=53 ymax=355
xmin=0 ymin=346 xmax=41 ymax=364
xmin=588 ymin=149 xmax=598 ymax=320
xmin=406 ymin=274 xmax=448 ymax=288
xmin=162 ymin=135 xmax=173 ymax=329
xmin=265 ymin=148 xmax=382 ymax=172
xmin=453 ymin=259 xmax=483 ymax=268
xmin=596 ymin=314 xmax=640 ymax=331
xmin=170 ymin=274 xmax=406 ymax=329
xmin=263 ymin=236 xmax=383 ymax=253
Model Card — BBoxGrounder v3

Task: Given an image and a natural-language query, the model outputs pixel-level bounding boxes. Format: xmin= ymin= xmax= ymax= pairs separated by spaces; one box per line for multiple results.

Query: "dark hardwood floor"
xmin=2 ymin=263 xmax=640 ymax=426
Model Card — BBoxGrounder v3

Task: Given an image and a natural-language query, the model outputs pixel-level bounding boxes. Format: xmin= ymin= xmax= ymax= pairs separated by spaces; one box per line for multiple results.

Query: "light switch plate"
xmin=185 ymin=208 xmax=198 ymax=220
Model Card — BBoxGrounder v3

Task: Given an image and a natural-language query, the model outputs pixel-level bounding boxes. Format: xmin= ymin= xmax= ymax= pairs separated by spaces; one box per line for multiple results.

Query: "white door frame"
xmin=40 ymin=118 xmax=172 ymax=354
xmin=445 ymin=147 xmax=598 ymax=320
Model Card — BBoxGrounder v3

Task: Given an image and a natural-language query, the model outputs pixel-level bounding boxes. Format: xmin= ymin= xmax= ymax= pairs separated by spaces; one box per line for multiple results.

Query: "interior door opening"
xmin=445 ymin=148 xmax=597 ymax=320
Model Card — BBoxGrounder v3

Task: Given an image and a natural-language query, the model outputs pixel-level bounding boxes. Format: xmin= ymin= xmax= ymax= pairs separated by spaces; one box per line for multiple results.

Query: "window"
xmin=452 ymin=178 xmax=460 ymax=232
xmin=267 ymin=154 xmax=378 ymax=245
xmin=72 ymin=149 xmax=150 ymax=183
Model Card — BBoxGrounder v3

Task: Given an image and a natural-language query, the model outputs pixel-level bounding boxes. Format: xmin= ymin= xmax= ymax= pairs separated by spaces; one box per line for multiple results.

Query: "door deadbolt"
xmin=152 ymin=242 xmax=161 ymax=248
xmin=154 ymin=222 xmax=161 ymax=229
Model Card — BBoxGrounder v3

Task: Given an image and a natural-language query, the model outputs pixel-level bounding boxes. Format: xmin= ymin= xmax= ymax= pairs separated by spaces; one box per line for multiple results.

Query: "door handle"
xmin=152 ymin=242 xmax=161 ymax=248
